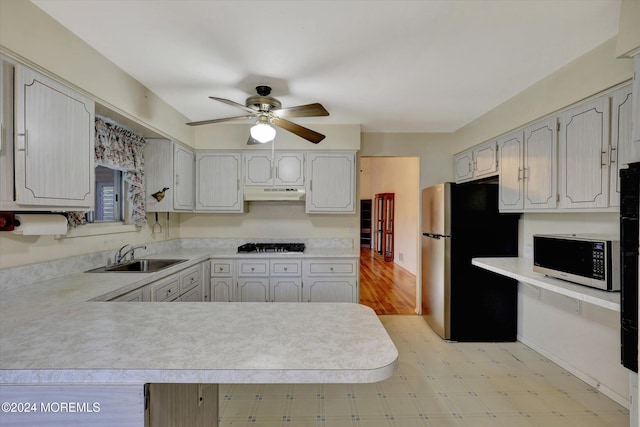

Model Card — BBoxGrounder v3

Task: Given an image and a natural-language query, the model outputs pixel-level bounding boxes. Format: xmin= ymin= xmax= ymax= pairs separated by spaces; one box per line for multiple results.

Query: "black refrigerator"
xmin=421 ymin=182 xmax=520 ymax=342
xmin=620 ymin=162 xmax=639 ymax=373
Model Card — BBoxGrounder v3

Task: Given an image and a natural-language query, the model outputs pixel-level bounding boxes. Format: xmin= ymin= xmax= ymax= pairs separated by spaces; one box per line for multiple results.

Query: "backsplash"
xmin=0 ymin=238 xmax=353 ymax=291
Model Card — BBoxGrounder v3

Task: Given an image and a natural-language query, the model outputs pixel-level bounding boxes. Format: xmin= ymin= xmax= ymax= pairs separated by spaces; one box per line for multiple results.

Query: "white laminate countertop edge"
xmin=472 ymin=257 xmax=620 ymax=311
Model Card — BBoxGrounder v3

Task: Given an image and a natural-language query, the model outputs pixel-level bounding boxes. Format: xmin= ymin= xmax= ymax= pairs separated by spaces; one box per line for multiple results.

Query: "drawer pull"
xmin=284 ymin=267 xmax=288 ymax=271
xmin=330 ymin=267 xmax=334 ymax=271
xmin=251 ymin=267 xmax=255 ymax=271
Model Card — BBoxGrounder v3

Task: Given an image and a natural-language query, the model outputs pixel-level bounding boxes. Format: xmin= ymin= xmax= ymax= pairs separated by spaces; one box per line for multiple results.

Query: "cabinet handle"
xmin=0 ymin=122 xmax=4 ymax=152
xmin=251 ymin=267 xmax=255 ymax=271
xmin=610 ymin=146 xmax=616 ymax=164
xmin=17 ymin=130 xmax=28 ymax=156
xmin=275 ymin=166 xmax=279 ymax=179
xmin=517 ymin=168 xmax=522 ymax=181
xmin=330 ymin=267 xmax=334 ymax=271
xmin=237 ymin=179 xmax=240 ymax=191
xmin=601 ymin=150 xmax=608 ymax=167
xmin=284 ymin=267 xmax=288 ymax=271
xmin=522 ymin=167 xmax=528 ymax=180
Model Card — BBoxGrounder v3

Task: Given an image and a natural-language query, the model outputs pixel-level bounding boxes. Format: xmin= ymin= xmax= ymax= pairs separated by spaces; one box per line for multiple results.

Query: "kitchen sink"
xmin=86 ymin=259 xmax=187 ymax=273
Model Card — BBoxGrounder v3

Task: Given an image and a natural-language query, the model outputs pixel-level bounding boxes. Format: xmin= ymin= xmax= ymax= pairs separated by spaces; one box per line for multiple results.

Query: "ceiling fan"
xmin=186 ymin=85 xmax=329 ymax=144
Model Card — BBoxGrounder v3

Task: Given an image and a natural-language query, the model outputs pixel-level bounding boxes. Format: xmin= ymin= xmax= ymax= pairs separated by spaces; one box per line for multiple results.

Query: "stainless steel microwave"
xmin=533 ymin=234 xmax=620 ymax=292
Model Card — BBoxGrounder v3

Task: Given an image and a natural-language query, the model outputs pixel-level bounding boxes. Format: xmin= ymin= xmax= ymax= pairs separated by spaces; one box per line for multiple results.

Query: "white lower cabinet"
xmin=210 ymin=259 xmax=234 ymax=302
xmin=151 ymin=275 xmax=181 ymax=302
xmin=213 ymin=257 xmax=346 ymax=303
xmin=302 ymin=259 xmax=358 ymax=303
xmin=236 ymin=259 xmax=303 ymax=302
xmin=110 ymin=262 xmax=206 ymax=303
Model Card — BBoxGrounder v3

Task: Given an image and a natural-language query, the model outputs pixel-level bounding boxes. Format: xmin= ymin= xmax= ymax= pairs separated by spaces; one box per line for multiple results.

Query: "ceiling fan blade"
xmin=186 ymin=115 xmax=253 ymax=126
xmin=272 ymin=103 xmax=329 ymax=118
xmin=209 ymin=96 xmax=258 ymax=115
xmin=272 ymin=117 xmax=325 ymax=144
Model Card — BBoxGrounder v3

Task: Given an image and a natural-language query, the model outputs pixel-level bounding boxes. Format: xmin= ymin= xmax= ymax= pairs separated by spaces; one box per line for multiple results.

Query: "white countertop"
xmin=0 ymin=250 xmax=396 ymax=385
xmin=472 ymin=257 xmax=621 ymax=311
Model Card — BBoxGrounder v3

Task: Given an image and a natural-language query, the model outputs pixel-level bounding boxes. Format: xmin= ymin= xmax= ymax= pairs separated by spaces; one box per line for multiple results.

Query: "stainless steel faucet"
xmin=114 ymin=244 xmax=147 ymax=264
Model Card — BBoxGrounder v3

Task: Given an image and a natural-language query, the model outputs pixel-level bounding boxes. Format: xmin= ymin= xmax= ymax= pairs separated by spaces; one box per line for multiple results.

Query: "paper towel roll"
xmin=13 ymin=214 xmax=68 ymax=235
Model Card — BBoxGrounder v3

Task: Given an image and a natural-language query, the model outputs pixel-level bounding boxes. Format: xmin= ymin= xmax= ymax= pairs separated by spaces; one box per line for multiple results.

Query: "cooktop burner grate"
xmin=237 ymin=243 xmax=305 ymax=253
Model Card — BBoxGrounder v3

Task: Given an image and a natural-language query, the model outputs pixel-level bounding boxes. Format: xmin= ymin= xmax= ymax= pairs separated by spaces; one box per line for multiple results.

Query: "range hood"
xmin=243 ymin=187 xmax=306 ymax=201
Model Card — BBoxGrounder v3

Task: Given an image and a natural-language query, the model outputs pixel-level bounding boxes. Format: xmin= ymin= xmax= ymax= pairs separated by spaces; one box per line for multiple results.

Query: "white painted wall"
xmin=360 ymin=157 xmax=419 ymax=274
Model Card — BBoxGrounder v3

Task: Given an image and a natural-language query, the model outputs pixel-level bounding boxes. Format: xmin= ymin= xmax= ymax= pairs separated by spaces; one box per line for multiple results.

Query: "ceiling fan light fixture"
xmin=250 ymin=117 xmax=276 ymax=143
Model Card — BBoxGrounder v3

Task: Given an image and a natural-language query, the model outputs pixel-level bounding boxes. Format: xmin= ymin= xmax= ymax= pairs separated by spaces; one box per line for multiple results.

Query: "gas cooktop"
xmin=237 ymin=243 xmax=305 ymax=253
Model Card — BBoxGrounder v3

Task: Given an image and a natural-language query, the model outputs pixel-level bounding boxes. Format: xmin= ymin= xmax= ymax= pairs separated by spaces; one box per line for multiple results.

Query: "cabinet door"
xmin=473 ymin=141 xmax=498 ymax=179
xmin=174 ymin=144 xmax=195 ymax=210
xmin=237 ymin=278 xmax=269 ymax=302
xmin=270 ymin=278 xmax=302 ymax=302
xmin=274 ymin=152 xmax=304 ymax=186
xmin=244 ymin=152 xmax=273 ymax=186
xmin=303 ymin=278 xmax=357 ymax=303
xmin=210 ymin=278 xmax=234 ymax=302
xmin=180 ymin=265 xmax=201 ymax=293
xmin=306 ymin=152 xmax=355 ymax=213
xmin=179 ymin=286 xmax=203 ymax=302
xmin=144 ymin=139 xmax=173 ymax=212
xmin=14 ymin=65 xmax=94 ymax=208
xmin=151 ymin=275 xmax=180 ymax=302
xmin=610 ymin=85 xmax=633 ymax=207
xmin=195 ymin=152 xmax=244 ymax=212
xmin=523 ymin=118 xmax=558 ymax=210
xmin=453 ymin=150 xmax=474 ymax=182
xmin=497 ymin=130 xmax=524 ymax=211
xmin=0 ymin=59 xmax=15 ymax=208
xmin=558 ymin=96 xmax=610 ymax=209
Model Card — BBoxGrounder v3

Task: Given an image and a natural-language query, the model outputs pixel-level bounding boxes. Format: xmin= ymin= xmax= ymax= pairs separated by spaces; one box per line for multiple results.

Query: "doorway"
xmin=359 ymin=156 xmax=419 ymax=314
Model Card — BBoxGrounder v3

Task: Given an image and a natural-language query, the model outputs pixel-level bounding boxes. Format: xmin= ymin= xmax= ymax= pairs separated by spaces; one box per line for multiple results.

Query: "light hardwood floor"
xmin=359 ymin=247 xmax=416 ymax=315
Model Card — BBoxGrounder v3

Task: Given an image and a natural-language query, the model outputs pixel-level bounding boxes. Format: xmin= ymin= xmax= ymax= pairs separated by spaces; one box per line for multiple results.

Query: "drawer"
xmin=303 ymin=260 xmax=358 ymax=276
xmin=211 ymin=260 xmax=233 ymax=276
xmin=270 ymin=259 xmax=302 ymax=276
xmin=238 ymin=260 xmax=269 ymax=276
xmin=180 ymin=266 xmax=201 ymax=292
xmin=152 ymin=276 xmax=180 ymax=302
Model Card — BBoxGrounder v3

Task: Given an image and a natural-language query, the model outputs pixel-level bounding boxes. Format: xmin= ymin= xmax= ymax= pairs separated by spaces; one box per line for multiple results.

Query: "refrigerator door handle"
xmin=422 ymin=232 xmax=450 ymax=239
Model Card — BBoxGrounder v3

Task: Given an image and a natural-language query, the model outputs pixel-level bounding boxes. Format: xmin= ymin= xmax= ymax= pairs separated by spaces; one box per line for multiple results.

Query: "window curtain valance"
xmin=67 ymin=118 xmax=147 ymax=227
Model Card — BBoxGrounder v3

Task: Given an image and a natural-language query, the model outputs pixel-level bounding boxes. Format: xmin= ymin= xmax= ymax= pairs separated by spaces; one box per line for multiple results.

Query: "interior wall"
xmin=360 ymin=157 xmax=419 ymax=274
xmin=0 ymin=0 xmax=193 ymax=145
xmin=452 ymin=37 xmax=632 ymax=154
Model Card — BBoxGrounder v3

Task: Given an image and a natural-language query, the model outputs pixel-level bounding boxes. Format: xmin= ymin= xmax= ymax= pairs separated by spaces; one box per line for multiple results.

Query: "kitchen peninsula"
xmin=0 ymin=248 xmax=398 ymax=426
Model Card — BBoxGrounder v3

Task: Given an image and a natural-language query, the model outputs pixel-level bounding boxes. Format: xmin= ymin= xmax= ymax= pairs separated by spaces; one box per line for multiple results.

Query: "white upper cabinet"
xmin=523 ymin=117 xmax=558 ymax=210
xmin=244 ymin=151 xmax=304 ymax=187
xmin=558 ymin=95 xmax=610 ymax=209
xmin=145 ymin=139 xmax=194 ymax=212
xmin=497 ymin=130 xmax=524 ymax=211
xmin=195 ymin=151 xmax=244 ymax=212
xmin=498 ymin=118 xmax=558 ymax=212
xmin=305 ymin=152 xmax=356 ymax=213
xmin=453 ymin=150 xmax=474 ymax=182
xmin=454 ymin=141 xmax=498 ymax=183
xmin=610 ymin=84 xmax=633 ymax=207
xmin=11 ymin=64 xmax=94 ymax=209
xmin=173 ymin=144 xmax=195 ymax=210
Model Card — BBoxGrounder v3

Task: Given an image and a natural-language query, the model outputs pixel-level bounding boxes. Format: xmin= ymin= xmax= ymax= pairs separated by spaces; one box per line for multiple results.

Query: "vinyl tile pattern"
xmin=219 ymin=315 xmax=629 ymax=426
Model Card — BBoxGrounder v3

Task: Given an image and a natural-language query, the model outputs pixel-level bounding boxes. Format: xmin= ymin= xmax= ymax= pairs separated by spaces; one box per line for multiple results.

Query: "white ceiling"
xmin=32 ymin=0 xmax=621 ymax=133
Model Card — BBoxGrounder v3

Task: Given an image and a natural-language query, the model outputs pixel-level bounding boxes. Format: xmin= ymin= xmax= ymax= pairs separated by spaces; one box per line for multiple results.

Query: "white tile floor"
xmin=219 ymin=315 xmax=629 ymax=426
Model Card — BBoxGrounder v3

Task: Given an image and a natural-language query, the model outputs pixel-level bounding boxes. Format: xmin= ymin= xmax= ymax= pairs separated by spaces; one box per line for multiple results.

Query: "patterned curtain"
xmin=67 ymin=118 xmax=147 ymax=227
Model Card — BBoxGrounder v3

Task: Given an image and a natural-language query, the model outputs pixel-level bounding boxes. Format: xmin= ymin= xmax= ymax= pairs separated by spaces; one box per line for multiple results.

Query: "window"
xmin=88 ymin=165 xmax=124 ymax=223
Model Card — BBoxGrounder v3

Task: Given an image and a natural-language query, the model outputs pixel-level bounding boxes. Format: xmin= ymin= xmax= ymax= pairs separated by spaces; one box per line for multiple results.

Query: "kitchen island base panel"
xmin=0 ymin=384 xmax=145 ymax=426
